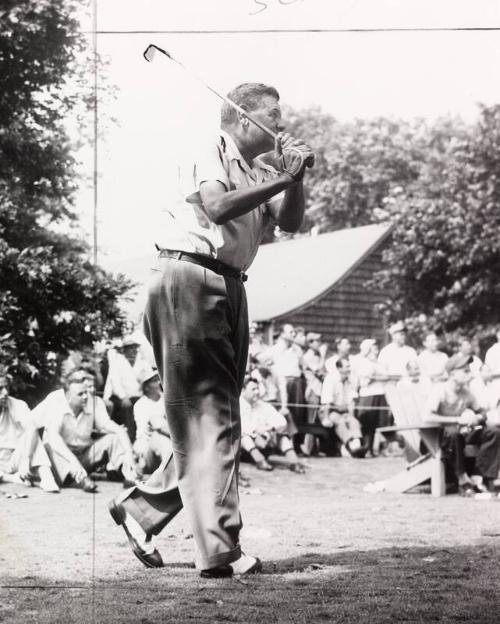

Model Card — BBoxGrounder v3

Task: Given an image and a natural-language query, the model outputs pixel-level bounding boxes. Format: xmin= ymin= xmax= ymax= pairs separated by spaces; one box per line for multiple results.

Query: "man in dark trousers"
xmin=109 ymin=82 xmax=314 ymax=578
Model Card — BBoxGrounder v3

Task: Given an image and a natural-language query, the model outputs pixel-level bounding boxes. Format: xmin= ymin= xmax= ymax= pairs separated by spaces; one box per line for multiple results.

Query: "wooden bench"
xmin=376 ymin=383 xmax=446 ymax=497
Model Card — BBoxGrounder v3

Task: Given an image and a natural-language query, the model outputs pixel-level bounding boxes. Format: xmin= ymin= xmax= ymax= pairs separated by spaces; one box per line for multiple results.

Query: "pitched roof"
xmin=109 ymin=223 xmax=392 ymax=322
xmin=246 ymin=223 xmax=392 ymax=322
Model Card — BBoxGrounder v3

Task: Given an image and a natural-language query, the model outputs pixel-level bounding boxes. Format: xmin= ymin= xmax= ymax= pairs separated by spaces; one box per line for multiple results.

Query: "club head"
xmin=143 ymin=44 xmax=172 ymax=63
xmin=143 ymin=44 xmax=157 ymax=62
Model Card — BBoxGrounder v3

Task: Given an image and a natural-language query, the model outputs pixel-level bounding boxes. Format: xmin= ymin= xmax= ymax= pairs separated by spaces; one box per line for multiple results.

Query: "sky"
xmin=73 ymin=0 xmax=500 ymax=266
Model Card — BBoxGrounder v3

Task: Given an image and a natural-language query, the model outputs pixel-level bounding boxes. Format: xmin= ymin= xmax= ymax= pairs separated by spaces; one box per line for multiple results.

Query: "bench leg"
xmin=430 ymin=455 xmax=446 ymax=497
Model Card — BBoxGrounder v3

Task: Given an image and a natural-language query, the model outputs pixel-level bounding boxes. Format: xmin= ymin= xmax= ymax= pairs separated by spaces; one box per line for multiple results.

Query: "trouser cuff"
xmin=197 ymin=545 xmax=241 ymax=570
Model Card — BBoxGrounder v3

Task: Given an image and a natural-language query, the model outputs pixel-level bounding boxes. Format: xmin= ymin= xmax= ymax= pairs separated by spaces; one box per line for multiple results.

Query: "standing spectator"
xmin=325 ymin=337 xmax=352 ymax=374
xmin=133 ymin=370 xmax=172 ymax=475
xmin=240 ymin=378 xmax=305 ymax=472
xmin=261 ymin=324 xmax=307 ymax=441
xmin=247 ymin=322 xmax=266 ymax=370
xmin=320 ymin=358 xmax=366 ymax=457
xmin=355 ymin=339 xmax=391 ymax=456
xmin=103 ymin=335 xmax=146 ymax=442
xmin=33 ymin=370 xmax=138 ymax=492
xmin=484 ymin=329 xmax=500 ymax=409
xmin=378 ymin=322 xmax=417 ymax=382
xmin=417 ymin=332 xmax=449 ymax=384
xmin=301 ymin=332 xmax=328 ymax=456
xmin=0 ymin=372 xmax=59 ymax=492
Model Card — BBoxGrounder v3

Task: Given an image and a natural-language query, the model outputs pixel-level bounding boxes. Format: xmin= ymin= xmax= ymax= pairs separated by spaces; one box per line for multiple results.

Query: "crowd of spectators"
xmin=1 ymin=323 xmax=500 ymax=497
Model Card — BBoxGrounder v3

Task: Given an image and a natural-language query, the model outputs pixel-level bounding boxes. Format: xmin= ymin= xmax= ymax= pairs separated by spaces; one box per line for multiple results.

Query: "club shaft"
xmin=146 ymin=44 xmax=278 ymax=140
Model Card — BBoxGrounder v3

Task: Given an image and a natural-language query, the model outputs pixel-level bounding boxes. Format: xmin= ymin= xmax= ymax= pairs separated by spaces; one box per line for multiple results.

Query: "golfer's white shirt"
xmin=154 ymin=130 xmax=283 ymax=271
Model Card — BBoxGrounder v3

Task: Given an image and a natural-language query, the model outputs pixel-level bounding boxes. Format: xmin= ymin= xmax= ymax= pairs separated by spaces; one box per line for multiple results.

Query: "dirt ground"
xmin=1 ymin=455 xmax=500 ymax=623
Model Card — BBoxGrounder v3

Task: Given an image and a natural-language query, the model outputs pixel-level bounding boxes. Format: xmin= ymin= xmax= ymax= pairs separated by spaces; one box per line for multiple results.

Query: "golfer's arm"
xmin=269 ymin=181 xmax=306 ymax=233
xmin=200 ymin=175 xmax=295 ymax=225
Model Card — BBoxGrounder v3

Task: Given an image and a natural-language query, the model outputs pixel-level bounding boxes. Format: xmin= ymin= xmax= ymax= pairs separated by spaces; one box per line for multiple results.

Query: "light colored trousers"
xmin=121 ymin=257 xmax=249 ymax=569
xmin=46 ymin=433 xmax=128 ymax=484
xmin=135 ymin=431 xmax=173 ymax=472
xmin=0 ymin=433 xmax=51 ymax=474
xmin=328 ymin=411 xmax=362 ymax=444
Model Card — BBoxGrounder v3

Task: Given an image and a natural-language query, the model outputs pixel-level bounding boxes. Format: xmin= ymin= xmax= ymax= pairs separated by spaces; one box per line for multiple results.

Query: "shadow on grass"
xmin=2 ymin=544 xmax=500 ymax=624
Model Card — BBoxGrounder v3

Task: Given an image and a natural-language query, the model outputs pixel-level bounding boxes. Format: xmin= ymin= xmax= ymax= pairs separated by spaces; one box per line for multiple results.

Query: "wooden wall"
xmin=272 ymin=239 xmax=391 ymax=351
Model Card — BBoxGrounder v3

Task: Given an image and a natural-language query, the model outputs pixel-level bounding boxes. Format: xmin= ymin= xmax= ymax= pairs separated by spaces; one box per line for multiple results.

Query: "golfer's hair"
xmin=221 ymin=83 xmax=280 ymax=127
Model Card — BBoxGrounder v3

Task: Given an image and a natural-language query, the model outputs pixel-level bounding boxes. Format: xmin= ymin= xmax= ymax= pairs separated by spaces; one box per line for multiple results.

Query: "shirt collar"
xmin=219 ymin=130 xmax=278 ymax=176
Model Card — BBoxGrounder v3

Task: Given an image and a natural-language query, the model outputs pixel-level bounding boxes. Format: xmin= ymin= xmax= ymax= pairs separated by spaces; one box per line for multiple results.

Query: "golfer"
xmin=109 ymin=82 xmax=314 ymax=578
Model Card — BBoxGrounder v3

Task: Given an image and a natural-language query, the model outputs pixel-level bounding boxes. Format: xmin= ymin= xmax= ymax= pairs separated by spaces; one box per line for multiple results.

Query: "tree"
xmin=283 ymin=106 xmax=428 ymax=236
xmin=371 ymin=105 xmax=500 ymax=349
xmin=0 ymin=0 xmax=132 ymax=403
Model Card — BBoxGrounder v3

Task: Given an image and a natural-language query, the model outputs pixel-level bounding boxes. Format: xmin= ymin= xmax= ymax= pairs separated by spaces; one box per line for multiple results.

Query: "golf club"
xmin=143 ymin=43 xmax=314 ymax=167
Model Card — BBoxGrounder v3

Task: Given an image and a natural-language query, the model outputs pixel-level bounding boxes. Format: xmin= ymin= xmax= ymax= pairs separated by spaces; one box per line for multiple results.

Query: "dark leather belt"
xmin=157 ymin=249 xmax=248 ymax=282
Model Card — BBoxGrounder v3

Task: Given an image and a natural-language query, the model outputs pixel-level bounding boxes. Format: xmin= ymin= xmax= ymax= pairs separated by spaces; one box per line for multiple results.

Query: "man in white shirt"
xmin=417 ymin=332 xmax=448 ymax=384
xmin=133 ymin=370 xmax=172 ymax=474
xmin=484 ymin=329 xmax=500 ymax=408
xmin=33 ymin=370 xmax=137 ymax=492
xmin=320 ymin=359 xmax=366 ymax=457
xmin=240 ymin=377 xmax=304 ymax=472
xmin=378 ymin=321 xmax=417 ymax=382
xmin=108 ymin=82 xmax=314 ymax=577
xmin=104 ymin=335 xmax=147 ymax=443
xmin=0 ymin=373 xmax=59 ymax=492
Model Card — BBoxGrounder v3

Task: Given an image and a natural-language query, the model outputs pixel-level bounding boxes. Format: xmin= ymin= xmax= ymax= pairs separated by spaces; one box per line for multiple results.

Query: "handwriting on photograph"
xmin=250 ymin=0 xmax=303 ymax=16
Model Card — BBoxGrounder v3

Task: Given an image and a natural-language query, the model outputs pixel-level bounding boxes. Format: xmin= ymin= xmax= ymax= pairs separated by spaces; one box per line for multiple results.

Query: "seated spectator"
xmin=133 ymin=370 xmax=172 ymax=475
xmin=425 ymin=354 xmax=500 ymax=496
xmin=240 ymin=378 xmax=305 ymax=473
xmin=417 ymin=332 xmax=449 ymax=384
xmin=320 ymin=358 xmax=366 ymax=458
xmin=0 ymin=372 xmax=59 ymax=492
xmin=249 ymin=365 xmax=279 ymax=403
xmin=33 ymin=370 xmax=138 ymax=493
xmin=455 ymin=338 xmax=488 ymax=406
xmin=103 ymin=335 xmax=148 ymax=442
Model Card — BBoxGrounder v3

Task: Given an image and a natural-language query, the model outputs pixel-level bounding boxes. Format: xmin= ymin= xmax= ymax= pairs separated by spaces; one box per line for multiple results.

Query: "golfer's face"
xmin=250 ymin=95 xmax=283 ymax=151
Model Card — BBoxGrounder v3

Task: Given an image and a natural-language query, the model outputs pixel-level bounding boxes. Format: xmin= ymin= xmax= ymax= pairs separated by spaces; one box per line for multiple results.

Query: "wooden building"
xmin=246 ymin=223 xmax=393 ymax=347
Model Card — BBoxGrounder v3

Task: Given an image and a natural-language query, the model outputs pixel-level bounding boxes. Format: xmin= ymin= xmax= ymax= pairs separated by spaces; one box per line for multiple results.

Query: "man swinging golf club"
xmin=109 ymin=47 xmax=314 ymax=578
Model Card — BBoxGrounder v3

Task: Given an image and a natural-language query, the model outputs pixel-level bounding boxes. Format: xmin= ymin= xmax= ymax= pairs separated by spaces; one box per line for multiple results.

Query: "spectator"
xmin=301 ymin=332 xmax=328 ymax=456
xmin=397 ymin=360 xmax=432 ymax=397
xmin=425 ymin=354 xmax=500 ymax=495
xmin=378 ymin=321 xmax=417 ymax=382
xmin=259 ymin=324 xmax=307 ymax=441
xmin=247 ymin=322 xmax=266 ymax=370
xmin=456 ymin=338 xmax=488 ymax=408
xmin=484 ymin=328 xmax=500 ymax=408
xmin=0 ymin=372 xmax=59 ymax=492
xmin=320 ymin=358 xmax=366 ymax=458
xmin=33 ymin=370 xmax=138 ymax=493
xmin=249 ymin=365 xmax=279 ymax=403
xmin=355 ymin=339 xmax=391 ymax=456
xmin=417 ymin=332 xmax=449 ymax=384
xmin=133 ymin=370 xmax=172 ymax=475
xmin=325 ymin=337 xmax=352 ymax=374
xmin=240 ymin=378 xmax=305 ymax=473
xmin=103 ymin=335 xmax=147 ymax=442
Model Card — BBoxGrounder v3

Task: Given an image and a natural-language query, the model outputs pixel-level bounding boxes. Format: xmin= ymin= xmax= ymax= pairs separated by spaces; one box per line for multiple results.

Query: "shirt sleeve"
xmin=93 ymin=397 xmax=119 ymax=432
xmin=11 ymin=399 xmax=33 ymax=430
xmin=425 ymin=386 xmax=444 ymax=420
xmin=193 ymin=137 xmax=230 ymax=191
xmin=133 ymin=399 xmax=151 ymax=441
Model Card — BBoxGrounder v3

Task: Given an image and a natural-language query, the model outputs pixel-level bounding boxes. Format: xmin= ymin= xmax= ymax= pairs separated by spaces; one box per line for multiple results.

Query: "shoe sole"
xmin=108 ymin=501 xmax=161 ymax=569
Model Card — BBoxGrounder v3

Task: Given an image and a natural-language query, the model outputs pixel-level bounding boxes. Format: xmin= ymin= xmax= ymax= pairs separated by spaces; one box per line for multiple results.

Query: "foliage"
xmin=371 ymin=105 xmax=500 ymax=349
xmin=0 ymin=0 xmax=132 ymax=404
xmin=282 ymin=103 xmax=500 ymax=348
